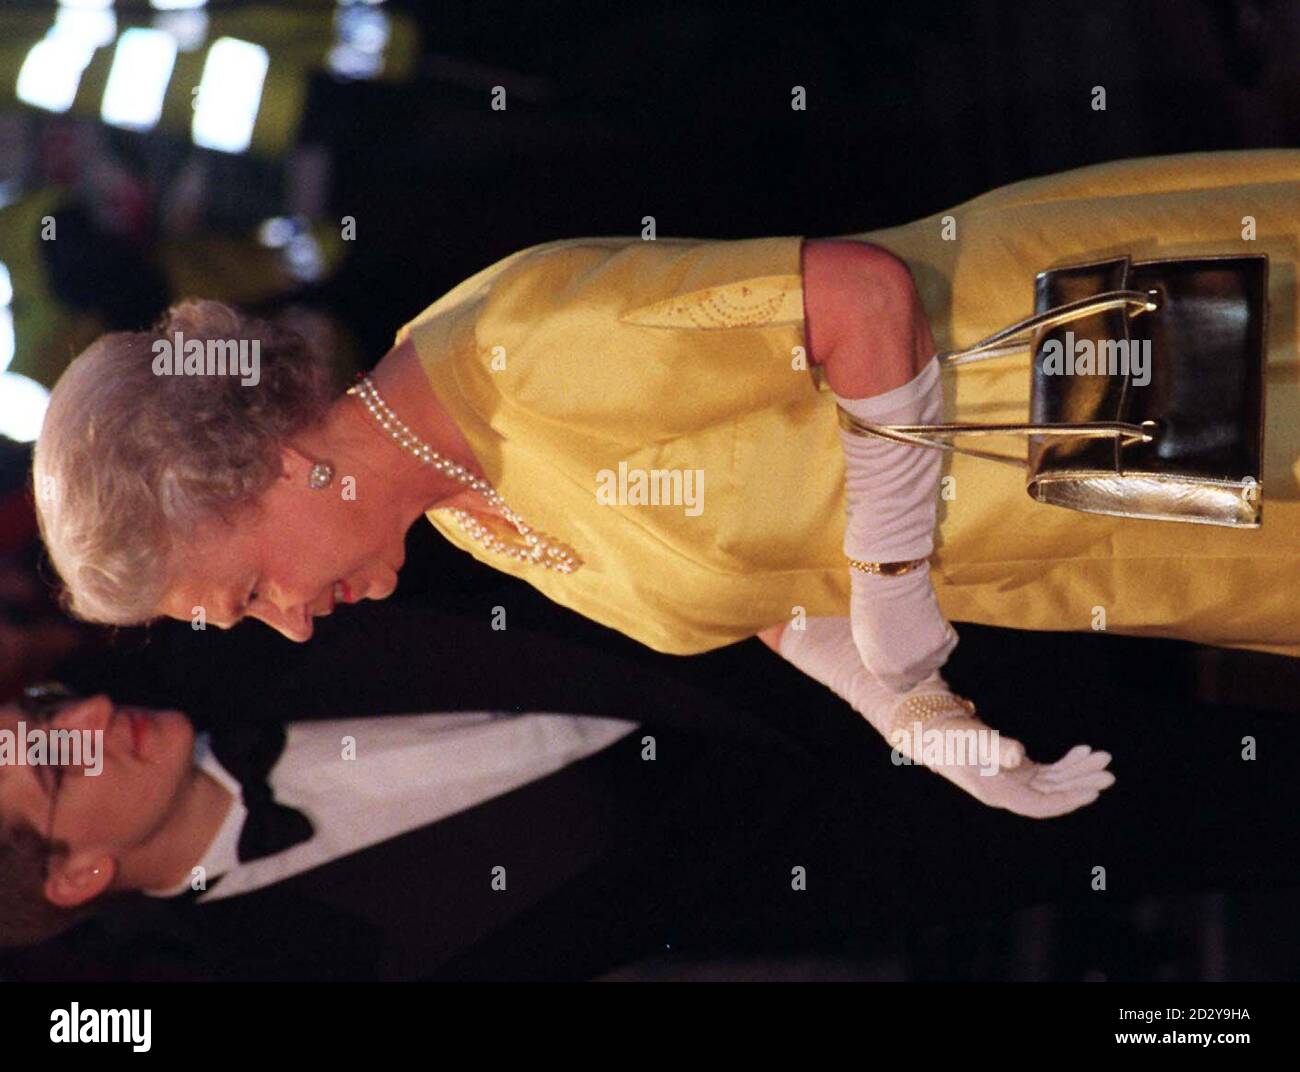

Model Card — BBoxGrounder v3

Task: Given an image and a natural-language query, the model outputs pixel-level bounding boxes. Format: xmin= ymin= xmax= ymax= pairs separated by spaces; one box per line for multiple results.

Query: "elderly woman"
xmin=34 ymin=151 xmax=1300 ymax=817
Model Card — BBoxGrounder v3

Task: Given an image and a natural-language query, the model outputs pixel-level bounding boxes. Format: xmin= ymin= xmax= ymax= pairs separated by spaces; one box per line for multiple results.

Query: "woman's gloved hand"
xmin=885 ymin=669 xmax=1115 ymax=818
xmin=775 ymin=618 xmax=1115 ymax=818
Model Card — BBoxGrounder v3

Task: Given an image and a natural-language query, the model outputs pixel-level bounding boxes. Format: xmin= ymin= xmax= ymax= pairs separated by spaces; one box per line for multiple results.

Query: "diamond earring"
xmin=307 ymin=461 xmax=335 ymax=489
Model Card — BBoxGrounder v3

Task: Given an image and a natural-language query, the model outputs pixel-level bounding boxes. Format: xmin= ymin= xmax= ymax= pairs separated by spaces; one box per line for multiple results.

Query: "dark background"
xmin=311 ymin=0 xmax=1300 ymax=361
xmin=1 ymin=0 xmax=1299 ymax=981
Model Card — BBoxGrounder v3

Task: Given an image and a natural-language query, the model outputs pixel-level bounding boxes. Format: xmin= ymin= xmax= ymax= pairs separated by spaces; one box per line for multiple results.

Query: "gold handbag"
xmin=821 ymin=254 xmax=1269 ymax=528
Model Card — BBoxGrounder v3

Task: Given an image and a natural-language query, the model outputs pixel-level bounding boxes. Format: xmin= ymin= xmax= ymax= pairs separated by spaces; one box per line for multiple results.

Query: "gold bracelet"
xmin=847 ymin=555 xmax=930 ymax=576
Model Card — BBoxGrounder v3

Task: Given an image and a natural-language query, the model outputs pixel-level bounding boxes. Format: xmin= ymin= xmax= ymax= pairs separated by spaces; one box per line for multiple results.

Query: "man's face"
xmin=0 ymin=695 xmax=194 ymax=870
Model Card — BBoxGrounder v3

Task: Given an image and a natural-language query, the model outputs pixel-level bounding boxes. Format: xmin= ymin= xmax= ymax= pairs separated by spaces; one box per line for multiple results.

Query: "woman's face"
xmin=157 ymin=452 xmax=410 ymax=641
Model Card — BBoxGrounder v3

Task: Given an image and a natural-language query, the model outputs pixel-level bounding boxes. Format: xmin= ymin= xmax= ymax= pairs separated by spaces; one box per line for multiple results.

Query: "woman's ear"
xmin=278 ymin=444 xmax=313 ymax=482
xmin=44 ymin=852 xmax=118 ymax=908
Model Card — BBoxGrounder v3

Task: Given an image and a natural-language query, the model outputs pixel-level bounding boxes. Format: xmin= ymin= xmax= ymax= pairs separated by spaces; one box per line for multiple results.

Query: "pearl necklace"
xmin=348 ymin=374 xmax=583 ymax=574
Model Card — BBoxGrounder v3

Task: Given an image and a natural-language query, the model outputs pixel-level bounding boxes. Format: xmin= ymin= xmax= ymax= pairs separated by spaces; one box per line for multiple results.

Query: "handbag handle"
xmin=829 ymin=289 xmax=1161 ymax=470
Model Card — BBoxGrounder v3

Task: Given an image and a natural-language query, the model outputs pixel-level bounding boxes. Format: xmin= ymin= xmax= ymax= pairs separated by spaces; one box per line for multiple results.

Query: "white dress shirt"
xmin=142 ymin=712 xmax=639 ymax=904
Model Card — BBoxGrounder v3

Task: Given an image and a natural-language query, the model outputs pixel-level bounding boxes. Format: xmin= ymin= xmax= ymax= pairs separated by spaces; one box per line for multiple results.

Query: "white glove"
xmin=834 ymin=355 xmax=957 ymax=691
xmin=776 ymin=617 xmax=1115 ymax=818
xmin=924 ymin=740 xmax=1116 ymax=819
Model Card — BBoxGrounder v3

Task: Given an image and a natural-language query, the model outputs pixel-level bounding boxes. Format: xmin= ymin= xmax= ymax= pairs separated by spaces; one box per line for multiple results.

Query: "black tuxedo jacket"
xmin=18 ymin=717 xmax=822 ymax=981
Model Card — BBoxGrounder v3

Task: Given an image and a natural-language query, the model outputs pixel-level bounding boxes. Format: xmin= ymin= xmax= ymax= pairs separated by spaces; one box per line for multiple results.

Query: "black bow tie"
xmin=207 ymin=724 xmax=314 ymax=864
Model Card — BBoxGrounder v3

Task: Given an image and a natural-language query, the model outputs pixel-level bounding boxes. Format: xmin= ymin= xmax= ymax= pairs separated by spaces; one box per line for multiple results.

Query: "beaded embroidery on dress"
xmin=617 ymin=275 xmax=804 ymax=329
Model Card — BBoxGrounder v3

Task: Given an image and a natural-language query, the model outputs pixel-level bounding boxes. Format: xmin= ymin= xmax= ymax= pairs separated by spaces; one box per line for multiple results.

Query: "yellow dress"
xmin=395 ymin=149 xmax=1300 ymax=659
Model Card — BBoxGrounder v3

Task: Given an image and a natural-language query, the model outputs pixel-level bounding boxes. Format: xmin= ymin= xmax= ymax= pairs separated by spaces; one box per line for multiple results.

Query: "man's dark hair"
xmin=0 ymin=816 xmax=96 ymax=948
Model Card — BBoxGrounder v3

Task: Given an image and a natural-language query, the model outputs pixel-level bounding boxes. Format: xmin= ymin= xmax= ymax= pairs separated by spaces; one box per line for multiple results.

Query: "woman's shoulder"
xmin=478 ymin=235 xmax=809 ymax=344
xmin=610 ymin=235 xmax=806 ymax=330
xmin=397 ymin=234 xmax=806 ymax=340
xmin=396 ymin=234 xmax=809 ymax=439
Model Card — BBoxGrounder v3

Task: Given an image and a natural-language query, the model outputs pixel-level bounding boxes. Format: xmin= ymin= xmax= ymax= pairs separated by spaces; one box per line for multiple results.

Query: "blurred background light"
xmin=151 ymin=10 xmax=209 ymax=52
xmin=256 ymin=218 xmax=324 ymax=281
xmin=17 ymin=5 xmax=118 ymax=114
xmin=0 ymin=313 xmax=12 ymax=374
xmin=53 ymin=5 xmax=117 ymax=46
xmin=17 ymin=34 xmax=98 ymax=114
xmin=328 ymin=5 xmax=390 ymax=81
xmin=191 ymin=37 xmax=269 ymax=154
xmin=257 ymin=216 xmax=295 ymax=248
xmin=0 ymin=372 xmax=51 ymax=444
xmin=101 ymin=27 xmax=178 ymax=132
xmin=285 ymin=232 xmax=324 ymax=282
xmin=0 ymin=259 xmax=45 ymax=440
xmin=0 ymin=260 xmax=13 ymax=388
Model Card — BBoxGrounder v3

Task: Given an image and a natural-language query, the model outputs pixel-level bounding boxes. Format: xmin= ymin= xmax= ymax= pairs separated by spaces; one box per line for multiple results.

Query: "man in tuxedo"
xmin=0 ymin=681 xmax=837 ymax=980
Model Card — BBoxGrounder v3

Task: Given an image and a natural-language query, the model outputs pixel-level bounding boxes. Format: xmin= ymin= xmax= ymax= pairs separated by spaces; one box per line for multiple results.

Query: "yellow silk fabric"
xmin=396 ymin=149 xmax=1300 ymax=658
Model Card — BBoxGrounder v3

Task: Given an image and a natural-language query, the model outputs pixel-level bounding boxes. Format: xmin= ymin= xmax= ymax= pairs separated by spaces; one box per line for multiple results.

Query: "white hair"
xmin=33 ymin=299 xmax=337 ymax=624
